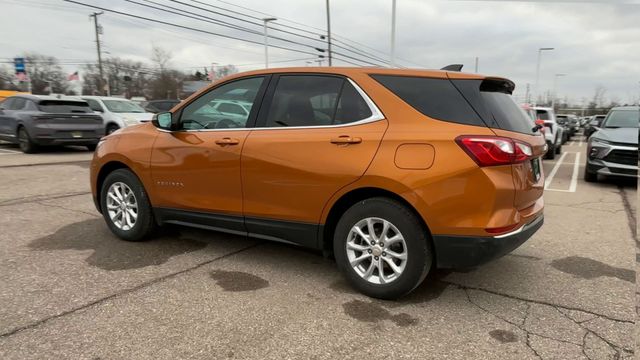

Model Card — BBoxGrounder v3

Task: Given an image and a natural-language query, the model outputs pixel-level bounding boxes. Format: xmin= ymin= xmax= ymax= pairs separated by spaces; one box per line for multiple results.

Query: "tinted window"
xmin=180 ymin=77 xmax=264 ymax=130
xmin=83 ymin=99 xmax=104 ymax=112
xmin=536 ymin=110 xmax=551 ymax=120
xmin=603 ymin=109 xmax=639 ymax=128
xmin=38 ymin=100 xmax=92 ymax=113
xmin=371 ymin=75 xmax=484 ymax=127
xmin=155 ymin=101 xmax=179 ymax=111
xmin=265 ymin=75 xmax=343 ymax=127
xmin=334 ymin=82 xmax=372 ymax=124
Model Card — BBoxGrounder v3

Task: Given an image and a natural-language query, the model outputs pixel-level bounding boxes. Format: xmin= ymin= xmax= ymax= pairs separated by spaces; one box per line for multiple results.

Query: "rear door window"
xmin=261 ymin=75 xmax=373 ymax=128
xmin=83 ymin=99 xmax=104 ymax=112
xmin=11 ymin=98 xmax=26 ymax=111
xmin=536 ymin=110 xmax=550 ymax=120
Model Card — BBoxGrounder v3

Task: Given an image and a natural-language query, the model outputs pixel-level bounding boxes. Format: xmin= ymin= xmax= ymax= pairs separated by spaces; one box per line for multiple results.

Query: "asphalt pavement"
xmin=0 ymin=137 xmax=636 ymax=360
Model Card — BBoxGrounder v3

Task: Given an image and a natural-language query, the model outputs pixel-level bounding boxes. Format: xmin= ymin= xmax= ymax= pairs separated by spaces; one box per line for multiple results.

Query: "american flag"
xmin=15 ymin=72 xmax=28 ymax=81
xmin=68 ymin=71 xmax=79 ymax=81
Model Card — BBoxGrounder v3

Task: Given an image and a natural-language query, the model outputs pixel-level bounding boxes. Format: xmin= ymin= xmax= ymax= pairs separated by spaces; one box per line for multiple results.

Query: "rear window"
xmin=38 ymin=100 xmax=92 ymax=113
xmin=371 ymin=75 xmax=484 ymax=127
xmin=536 ymin=110 xmax=551 ymax=120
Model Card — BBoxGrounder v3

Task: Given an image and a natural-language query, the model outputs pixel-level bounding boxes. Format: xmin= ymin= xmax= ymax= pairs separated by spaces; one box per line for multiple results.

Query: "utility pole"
xmin=325 ymin=0 xmax=332 ymax=66
xmin=390 ymin=0 xmax=396 ymax=67
xmin=474 ymin=57 xmax=479 ymax=73
xmin=262 ymin=18 xmax=277 ymax=68
xmin=90 ymin=12 xmax=105 ymax=96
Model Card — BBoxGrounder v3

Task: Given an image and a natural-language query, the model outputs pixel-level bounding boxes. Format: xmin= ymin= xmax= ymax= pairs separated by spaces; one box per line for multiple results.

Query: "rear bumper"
xmin=432 ymin=214 xmax=544 ymax=269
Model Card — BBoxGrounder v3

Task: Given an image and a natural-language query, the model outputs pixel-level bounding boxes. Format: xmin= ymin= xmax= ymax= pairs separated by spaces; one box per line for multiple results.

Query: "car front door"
xmin=150 ymin=76 xmax=269 ymax=232
xmin=241 ymin=74 xmax=388 ymax=247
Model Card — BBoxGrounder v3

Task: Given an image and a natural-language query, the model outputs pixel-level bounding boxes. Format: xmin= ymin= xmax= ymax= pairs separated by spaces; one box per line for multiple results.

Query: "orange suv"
xmin=91 ymin=67 xmax=545 ymax=299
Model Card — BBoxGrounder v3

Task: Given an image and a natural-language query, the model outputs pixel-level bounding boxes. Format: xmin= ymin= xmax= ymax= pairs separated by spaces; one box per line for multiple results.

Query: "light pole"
xmin=325 ymin=0 xmax=332 ymax=66
xmin=210 ymin=62 xmax=218 ymax=82
xmin=390 ymin=0 xmax=396 ymax=67
xmin=262 ymin=17 xmax=277 ymax=68
xmin=551 ymin=73 xmax=567 ymax=110
xmin=534 ymin=47 xmax=554 ymax=107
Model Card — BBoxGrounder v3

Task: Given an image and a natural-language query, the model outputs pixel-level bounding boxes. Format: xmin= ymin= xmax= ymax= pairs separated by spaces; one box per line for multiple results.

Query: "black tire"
xmin=86 ymin=144 xmax=97 ymax=151
xmin=555 ymin=141 xmax=562 ymax=154
xmin=17 ymin=127 xmax=38 ymax=154
xmin=333 ymin=197 xmax=433 ymax=299
xmin=584 ymin=166 xmax=598 ymax=182
xmin=106 ymin=124 xmax=120 ymax=135
xmin=545 ymin=142 xmax=556 ymax=160
xmin=100 ymin=169 xmax=156 ymax=241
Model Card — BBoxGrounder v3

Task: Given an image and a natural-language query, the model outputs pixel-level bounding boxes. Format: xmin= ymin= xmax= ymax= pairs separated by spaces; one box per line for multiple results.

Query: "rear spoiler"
xmin=441 ymin=64 xmax=463 ymax=72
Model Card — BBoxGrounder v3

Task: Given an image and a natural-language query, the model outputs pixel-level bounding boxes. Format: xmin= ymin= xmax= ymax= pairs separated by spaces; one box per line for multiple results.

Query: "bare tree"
xmin=21 ymin=53 xmax=68 ymax=94
xmin=590 ymin=85 xmax=607 ymax=108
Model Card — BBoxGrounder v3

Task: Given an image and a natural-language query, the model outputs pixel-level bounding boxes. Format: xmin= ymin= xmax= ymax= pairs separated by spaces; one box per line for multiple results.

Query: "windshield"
xmin=103 ymin=100 xmax=145 ymax=113
xmin=603 ymin=109 xmax=640 ymax=128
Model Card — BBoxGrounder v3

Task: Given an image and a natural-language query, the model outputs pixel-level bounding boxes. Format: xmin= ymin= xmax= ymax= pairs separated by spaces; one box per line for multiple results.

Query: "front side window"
xmin=180 ymin=77 xmax=264 ymax=130
xmin=11 ymin=98 xmax=26 ymax=111
xmin=264 ymin=75 xmax=373 ymax=128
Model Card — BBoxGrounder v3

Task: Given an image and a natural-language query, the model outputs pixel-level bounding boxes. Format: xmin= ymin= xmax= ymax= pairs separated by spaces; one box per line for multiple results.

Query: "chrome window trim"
xmin=165 ymin=77 xmax=385 ymax=133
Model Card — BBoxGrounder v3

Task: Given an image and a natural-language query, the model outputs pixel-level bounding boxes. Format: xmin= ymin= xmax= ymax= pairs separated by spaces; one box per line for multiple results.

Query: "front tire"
xmin=333 ymin=197 xmax=432 ymax=299
xmin=545 ymin=141 xmax=556 ymax=160
xmin=584 ymin=165 xmax=598 ymax=182
xmin=106 ymin=124 xmax=120 ymax=135
xmin=100 ymin=169 xmax=156 ymax=241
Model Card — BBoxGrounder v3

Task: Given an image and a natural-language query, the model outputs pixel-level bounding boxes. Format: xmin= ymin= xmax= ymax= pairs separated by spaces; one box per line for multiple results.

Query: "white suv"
xmin=533 ymin=107 xmax=563 ymax=159
xmin=79 ymin=96 xmax=154 ymax=134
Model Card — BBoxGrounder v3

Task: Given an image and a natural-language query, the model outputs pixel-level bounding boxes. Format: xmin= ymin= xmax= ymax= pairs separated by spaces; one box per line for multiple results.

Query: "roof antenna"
xmin=441 ymin=64 xmax=463 ymax=72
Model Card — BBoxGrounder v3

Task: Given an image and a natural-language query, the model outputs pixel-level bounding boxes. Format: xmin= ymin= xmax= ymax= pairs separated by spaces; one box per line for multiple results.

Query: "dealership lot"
xmin=0 ymin=138 xmax=636 ymax=359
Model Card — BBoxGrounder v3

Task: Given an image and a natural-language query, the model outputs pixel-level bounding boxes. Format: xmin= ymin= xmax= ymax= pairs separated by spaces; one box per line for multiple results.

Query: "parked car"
xmin=142 ymin=99 xmax=181 ymax=114
xmin=584 ymin=114 xmax=606 ymax=138
xmin=91 ymin=67 xmax=545 ymax=299
xmin=79 ymin=96 xmax=154 ymax=134
xmin=555 ymin=115 xmax=572 ymax=142
xmin=533 ymin=107 xmax=563 ymax=159
xmin=584 ymin=106 xmax=639 ymax=182
xmin=0 ymin=95 xmax=104 ymax=153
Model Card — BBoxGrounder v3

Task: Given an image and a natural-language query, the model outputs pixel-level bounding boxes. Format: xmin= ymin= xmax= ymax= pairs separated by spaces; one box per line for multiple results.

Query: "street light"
xmin=262 ymin=17 xmax=277 ymax=68
xmin=534 ymin=47 xmax=554 ymax=107
xmin=551 ymin=73 xmax=567 ymax=109
xmin=390 ymin=0 xmax=397 ymax=67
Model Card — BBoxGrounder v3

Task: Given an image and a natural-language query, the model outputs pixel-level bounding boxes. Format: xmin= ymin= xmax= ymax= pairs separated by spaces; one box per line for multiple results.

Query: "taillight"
xmin=455 ymin=135 xmax=533 ymax=167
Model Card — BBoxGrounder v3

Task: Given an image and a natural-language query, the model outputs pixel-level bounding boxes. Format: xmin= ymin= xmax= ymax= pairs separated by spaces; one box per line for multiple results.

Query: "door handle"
xmin=330 ymin=135 xmax=362 ymax=145
xmin=214 ymin=137 xmax=240 ymax=145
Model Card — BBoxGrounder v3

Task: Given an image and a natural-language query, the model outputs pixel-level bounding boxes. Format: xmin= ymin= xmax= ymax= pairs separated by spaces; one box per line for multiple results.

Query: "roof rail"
xmin=441 ymin=64 xmax=463 ymax=72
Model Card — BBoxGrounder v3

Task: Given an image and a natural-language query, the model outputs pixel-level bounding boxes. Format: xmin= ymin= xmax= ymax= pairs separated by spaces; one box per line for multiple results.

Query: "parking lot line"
xmin=544 ymin=152 xmax=568 ymax=189
xmin=0 ymin=148 xmax=21 ymax=155
xmin=545 ymin=152 xmax=581 ymax=193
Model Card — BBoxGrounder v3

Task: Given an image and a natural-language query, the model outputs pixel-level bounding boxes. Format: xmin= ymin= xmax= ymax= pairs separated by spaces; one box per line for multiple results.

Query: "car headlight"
xmin=590 ymin=138 xmax=611 ymax=146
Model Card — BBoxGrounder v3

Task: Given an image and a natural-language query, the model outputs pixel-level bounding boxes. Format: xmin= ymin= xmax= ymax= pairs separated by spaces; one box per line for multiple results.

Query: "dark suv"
xmin=0 ymin=95 xmax=105 ymax=153
xmin=584 ymin=106 xmax=639 ymax=182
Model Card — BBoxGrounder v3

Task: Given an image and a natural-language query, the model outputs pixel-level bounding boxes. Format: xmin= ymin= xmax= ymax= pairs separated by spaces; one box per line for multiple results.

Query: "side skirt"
xmin=153 ymin=207 xmax=320 ymax=250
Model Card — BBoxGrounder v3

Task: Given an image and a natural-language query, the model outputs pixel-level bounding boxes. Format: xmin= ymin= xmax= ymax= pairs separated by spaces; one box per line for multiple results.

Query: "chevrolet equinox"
xmin=90 ymin=67 xmax=545 ymax=299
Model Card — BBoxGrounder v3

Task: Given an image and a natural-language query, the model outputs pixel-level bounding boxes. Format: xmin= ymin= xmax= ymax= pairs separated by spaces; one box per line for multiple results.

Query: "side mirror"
xmin=152 ymin=112 xmax=173 ymax=130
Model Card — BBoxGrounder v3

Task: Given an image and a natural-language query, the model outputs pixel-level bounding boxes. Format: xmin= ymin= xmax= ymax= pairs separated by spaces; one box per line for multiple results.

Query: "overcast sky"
xmin=1 ymin=0 xmax=639 ymax=104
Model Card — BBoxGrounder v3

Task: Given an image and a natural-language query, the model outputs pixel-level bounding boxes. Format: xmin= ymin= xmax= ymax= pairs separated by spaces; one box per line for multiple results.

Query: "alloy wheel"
xmin=106 ymin=182 xmax=138 ymax=231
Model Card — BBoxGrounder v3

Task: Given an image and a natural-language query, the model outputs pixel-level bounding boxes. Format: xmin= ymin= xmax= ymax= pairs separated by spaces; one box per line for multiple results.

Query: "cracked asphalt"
xmin=0 ymin=139 xmax=636 ymax=360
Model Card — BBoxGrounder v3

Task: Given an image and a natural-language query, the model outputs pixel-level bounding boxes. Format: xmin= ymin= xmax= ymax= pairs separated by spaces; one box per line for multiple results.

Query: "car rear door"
xmin=149 ymin=76 xmax=269 ymax=232
xmin=241 ymin=74 xmax=387 ymax=246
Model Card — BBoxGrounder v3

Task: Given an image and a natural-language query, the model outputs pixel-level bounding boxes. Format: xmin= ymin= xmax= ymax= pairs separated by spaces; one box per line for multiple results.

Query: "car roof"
xmin=610 ymin=106 xmax=639 ymax=110
xmin=79 ymin=96 xmax=132 ymax=101
xmin=10 ymin=94 xmax=86 ymax=103
xmin=230 ymin=66 xmax=488 ymax=79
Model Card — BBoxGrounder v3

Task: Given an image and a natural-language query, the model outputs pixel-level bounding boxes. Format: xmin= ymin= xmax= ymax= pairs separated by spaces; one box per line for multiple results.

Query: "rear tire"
xmin=100 ymin=169 xmax=156 ymax=241
xmin=86 ymin=144 xmax=97 ymax=151
xmin=545 ymin=142 xmax=556 ymax=160
xmin=17 ymin=127 xmax=38 ymax=154
xmin=555 ymin=141 xmax=562 ymax=154
xmin=333 ymin=197 xmax=432 ymax=299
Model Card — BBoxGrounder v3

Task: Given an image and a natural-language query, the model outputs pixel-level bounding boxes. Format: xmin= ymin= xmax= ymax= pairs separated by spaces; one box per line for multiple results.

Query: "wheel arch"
xmin=320 ymin=186 xmax=433 ymax=257
xmin=95 ymin=161 xmax=133 ymax=212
